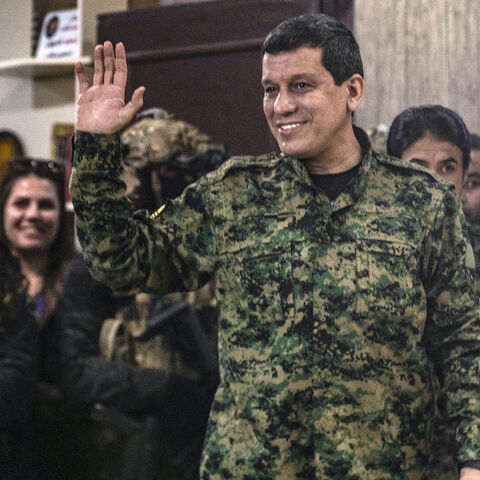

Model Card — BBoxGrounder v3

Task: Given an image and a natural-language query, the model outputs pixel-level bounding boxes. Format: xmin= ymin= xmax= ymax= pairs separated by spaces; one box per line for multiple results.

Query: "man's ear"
xmin=345 ymin=74 xmax=364 ymax=113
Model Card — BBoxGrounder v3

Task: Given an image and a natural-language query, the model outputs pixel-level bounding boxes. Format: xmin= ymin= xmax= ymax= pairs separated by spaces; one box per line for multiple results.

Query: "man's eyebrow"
xmin=409 ymin=158 xmax=429 ymax=166
xmin=261 ymin=72 xmax=318 ymax=85
xmin=440 ymin=157 xmax=459 ymax=164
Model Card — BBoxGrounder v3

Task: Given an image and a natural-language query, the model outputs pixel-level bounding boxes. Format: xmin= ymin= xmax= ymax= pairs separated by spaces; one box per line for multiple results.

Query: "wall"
xmin=0 ymin=0 xmax=126 ymax=160
xmin=354 ymin=0 xmax=480 ymax=134
xmin=4 ymin=0 xmax=479 ymax=158
xmin=0 ymin=1 xmax=77 ymax=159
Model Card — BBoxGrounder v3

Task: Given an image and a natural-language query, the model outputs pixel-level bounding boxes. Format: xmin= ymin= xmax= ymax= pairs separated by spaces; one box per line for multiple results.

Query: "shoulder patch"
xmin=465 ymin=241 xmax=476 ymax=270
xmin=202 ymin=152 xmax=283 ymax=184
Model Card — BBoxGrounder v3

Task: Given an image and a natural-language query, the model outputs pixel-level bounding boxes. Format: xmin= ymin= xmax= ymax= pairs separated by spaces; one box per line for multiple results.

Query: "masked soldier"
xmin=57 ymin=109 xmax=227 ymax=480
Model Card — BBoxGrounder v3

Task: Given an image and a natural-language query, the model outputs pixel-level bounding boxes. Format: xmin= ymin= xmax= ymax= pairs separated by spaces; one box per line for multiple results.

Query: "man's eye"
xmin=294 ymin=82 xmax=310 ymax=89
xmin=465 ymin=180 xmax=480 ymax=190
xmin=264 ymin=86 xmax=276 ymax=96
xmin=440 ymin=164 xmax=456 ymax=174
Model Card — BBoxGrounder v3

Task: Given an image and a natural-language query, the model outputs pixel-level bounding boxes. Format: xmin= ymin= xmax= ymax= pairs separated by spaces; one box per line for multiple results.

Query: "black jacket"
xmin=0 ymin=246 xmax=39 ymax=480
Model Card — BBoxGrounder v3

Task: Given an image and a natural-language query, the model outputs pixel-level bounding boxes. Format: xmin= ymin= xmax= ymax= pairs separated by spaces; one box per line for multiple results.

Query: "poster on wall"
xmin=51 ymin=123 xmax=74 ymax=203
xmin=0 ymin=130 xmax=24 ymax=182
xmin=35 ymin=9 xmax=80 ymax=59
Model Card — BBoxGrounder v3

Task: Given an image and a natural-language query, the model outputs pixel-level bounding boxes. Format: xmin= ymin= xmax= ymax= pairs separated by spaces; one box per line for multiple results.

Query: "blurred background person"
xmin=387 ymin=105 xmax=480 ymax=291
xmin=0 ymin=157 xmax=87 ymax=479
xmin=462 ymin=133 xmax=480 ymax=224
xmin=56 ymin=109 xmax=226 ymax=480
xmin=365 ymin=123 xmax=389 ymax=153
xmin=387 ymin=104 xmax=470 ymax=196
xmin=386 ymin=104 xmax=473 ymax=479
xmin=462 ymin=133 xmax=480 ymax=295
xmin=0 ymin=243 xmax=39 ymax=480
xmin=0 ymin=158 xmax=69 ymax=327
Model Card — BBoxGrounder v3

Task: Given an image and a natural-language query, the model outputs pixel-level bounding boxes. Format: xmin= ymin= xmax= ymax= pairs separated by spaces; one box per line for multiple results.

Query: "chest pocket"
xmin=216 ymin=213 xmax=296 ymax=348
xmin=240 ymin=243 xmax=294 ymax=323
xmin=356 ymin=237 xmax=417 ymax=314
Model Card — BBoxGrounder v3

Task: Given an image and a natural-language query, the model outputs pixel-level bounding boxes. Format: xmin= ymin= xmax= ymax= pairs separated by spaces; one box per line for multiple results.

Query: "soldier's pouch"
xmin=99 ymin=318 xmax=136 ymax=364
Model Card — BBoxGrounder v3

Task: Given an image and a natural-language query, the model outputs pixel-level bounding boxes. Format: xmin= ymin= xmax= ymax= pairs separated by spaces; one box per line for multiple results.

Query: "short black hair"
xmin=262 ymin=13 xmax=364 ymax=86
xmin=471 ymin=133 xmax=480 ymax=151
xmin=386 ymin=105 xmax=471 ymax=171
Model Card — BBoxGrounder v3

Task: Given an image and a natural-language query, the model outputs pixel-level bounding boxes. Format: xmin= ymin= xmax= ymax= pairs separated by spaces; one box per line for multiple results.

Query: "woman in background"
xmin=0 ymin=158 xmax=81 ymax=479
xmin=0 ymin=158 xmax=69 ymax=328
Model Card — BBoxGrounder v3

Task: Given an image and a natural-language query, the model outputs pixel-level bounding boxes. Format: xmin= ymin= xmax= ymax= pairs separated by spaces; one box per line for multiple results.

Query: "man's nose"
xmin=274 ymin=90 xmax=296 ymax=115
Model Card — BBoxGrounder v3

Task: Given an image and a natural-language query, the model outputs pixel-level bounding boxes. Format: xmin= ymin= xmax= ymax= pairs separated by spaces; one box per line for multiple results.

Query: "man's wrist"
xmin=460 ymin=466 xmax=480 ymax=480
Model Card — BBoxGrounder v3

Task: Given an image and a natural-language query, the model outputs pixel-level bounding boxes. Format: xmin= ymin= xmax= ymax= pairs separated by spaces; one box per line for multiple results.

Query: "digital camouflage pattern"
xmin=71 ymin=126 xmax=480 ymax=479
xmin=426 ymin=222 xmax=480 ymax=479
xmin=468 ymin=222 xmax=480 ymax=295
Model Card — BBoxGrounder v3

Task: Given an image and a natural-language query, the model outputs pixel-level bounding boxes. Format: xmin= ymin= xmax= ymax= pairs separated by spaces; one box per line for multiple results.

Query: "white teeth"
xmin=279 ymin=123 xmax=301 ymax=131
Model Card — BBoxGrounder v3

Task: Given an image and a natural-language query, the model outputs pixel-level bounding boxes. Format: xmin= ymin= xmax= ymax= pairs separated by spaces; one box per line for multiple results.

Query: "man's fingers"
xmin=75 ymin=62 xmax=89 ymax=95
xmin=103 ymin=41 xmax=115 ymax=84
xmin=113 ymin=42 xmax=128 ymax=90
xmin=121 ymin=86 xmax=145 ymax=124
xmin=93 ymin=44 xmax=105 ymax=85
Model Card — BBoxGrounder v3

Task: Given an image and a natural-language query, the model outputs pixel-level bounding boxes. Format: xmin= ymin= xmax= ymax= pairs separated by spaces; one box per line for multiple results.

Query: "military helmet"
xmin=121 ymin=108 xmax=226 ymax=171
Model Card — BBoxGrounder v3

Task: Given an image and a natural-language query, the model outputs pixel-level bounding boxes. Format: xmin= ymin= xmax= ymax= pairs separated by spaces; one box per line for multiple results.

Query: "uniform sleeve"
xmin=70 ymin=131 xmax=215 ymax=296
xmin=422 ymin=188 xmax=480 ymax=465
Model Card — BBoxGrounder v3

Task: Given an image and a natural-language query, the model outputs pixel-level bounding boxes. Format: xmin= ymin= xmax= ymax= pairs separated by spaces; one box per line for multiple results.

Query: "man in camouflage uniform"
xmin=71 ymin=13 xmax=480 ymax=480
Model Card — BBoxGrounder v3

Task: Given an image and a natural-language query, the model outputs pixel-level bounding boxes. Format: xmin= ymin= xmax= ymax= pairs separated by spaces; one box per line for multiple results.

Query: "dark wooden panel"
xmin=98 ymin=0 xmax=354 ymax=156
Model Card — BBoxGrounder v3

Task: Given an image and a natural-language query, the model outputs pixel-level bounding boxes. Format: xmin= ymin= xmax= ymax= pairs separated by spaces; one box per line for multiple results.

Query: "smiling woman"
xmin=0 ymin=158 xmax=68 ymax=326
xmin=0 ymin=158 xmax=80 ymax=479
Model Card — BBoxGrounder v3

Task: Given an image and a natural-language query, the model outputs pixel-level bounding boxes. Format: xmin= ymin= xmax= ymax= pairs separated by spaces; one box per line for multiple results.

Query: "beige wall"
xmin=355 ymin=0 xmax=480 ymax=135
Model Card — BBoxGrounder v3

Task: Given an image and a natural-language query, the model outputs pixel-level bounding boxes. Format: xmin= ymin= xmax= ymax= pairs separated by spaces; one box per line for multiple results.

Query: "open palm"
xmin=75 ymin=41 xmax=144 ymax=134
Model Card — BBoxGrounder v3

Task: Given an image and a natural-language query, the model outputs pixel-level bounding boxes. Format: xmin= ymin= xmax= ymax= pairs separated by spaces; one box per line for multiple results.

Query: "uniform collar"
xmin=282 ymin=125 xmax=374 ymax=210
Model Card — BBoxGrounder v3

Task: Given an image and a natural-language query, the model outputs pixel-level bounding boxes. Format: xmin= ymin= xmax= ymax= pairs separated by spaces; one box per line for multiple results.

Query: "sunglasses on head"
xmin=10 ymin=158 xmax=65 ymax=176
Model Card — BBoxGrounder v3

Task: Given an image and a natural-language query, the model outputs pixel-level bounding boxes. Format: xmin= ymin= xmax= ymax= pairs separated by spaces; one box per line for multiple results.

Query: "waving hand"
xmin=75 ymin=41 xmax=145 ymax=134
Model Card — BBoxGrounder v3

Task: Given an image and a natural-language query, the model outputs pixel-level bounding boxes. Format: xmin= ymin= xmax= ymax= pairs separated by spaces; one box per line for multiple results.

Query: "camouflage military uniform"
xmin=71 ymin=126 xmax=480 ymax=479
xmin=427 ymin=222 xmax=480 ymax=480
xmin=468 ymin=222 xmax=480 ymax=294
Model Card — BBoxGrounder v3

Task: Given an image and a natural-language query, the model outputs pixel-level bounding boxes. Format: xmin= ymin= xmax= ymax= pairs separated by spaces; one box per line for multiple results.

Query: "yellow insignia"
xmin=150 ymin=204 xmax=166 ymax=219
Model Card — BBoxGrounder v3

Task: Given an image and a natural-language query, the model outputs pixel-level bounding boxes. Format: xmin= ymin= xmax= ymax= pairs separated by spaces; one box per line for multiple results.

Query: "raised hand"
xmin=75 ymin=41 xmax=145 ymax=134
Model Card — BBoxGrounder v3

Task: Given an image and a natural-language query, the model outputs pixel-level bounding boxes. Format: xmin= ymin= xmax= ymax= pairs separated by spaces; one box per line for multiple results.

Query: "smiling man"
xmin=70 ymin=13 xmax=480 ymax=480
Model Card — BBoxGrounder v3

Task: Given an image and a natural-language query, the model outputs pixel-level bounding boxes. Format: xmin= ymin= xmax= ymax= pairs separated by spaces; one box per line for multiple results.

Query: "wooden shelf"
xmin=0 ymin=56 xmax=91 ymax=78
